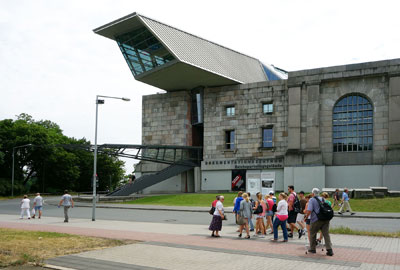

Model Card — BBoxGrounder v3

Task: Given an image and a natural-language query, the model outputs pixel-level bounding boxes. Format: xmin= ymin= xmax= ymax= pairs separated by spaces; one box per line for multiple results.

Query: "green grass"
xmin=327 ymin=197 xmax=400 ymax=212
xmin=0 ymin=228 xmax=130 ymax=267
xmin=330 ymin=226 xmax=400 ymax=238
xmin=119 ymin=193 xmax=400 ymax=212
xmin=119 ymin=193 xmax=238 ymax=207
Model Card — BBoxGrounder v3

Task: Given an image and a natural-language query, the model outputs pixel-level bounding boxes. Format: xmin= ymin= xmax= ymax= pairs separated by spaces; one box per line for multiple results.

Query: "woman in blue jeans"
xmin=271 ymin=193 xmax=288 ymax=242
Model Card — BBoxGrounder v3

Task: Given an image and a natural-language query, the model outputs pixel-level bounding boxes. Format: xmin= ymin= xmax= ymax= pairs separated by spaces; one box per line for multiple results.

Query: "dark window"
xmin=226 ymin=106 xmax=235 ymax=116
xmin=225 ymin=130 xmax=235 ymax=149
xmin=262 ymin=102 xmax=273 ymax=114
xmin=262 ymin=127 xmax=273 ymax=148
xmin=333 ymin=94 xmax=373 ymax=152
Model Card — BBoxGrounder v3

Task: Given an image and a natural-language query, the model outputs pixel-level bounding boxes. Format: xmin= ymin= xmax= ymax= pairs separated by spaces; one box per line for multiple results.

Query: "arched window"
xmin=332 ymin=94 xmax=373 ymax=152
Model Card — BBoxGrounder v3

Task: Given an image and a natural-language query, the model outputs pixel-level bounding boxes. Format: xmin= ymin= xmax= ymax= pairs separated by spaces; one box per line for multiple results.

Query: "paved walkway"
xmin=50 ymin=197 xmax=400 ymax=219
xmin=1 ymin=214 xmax=399 ymax=269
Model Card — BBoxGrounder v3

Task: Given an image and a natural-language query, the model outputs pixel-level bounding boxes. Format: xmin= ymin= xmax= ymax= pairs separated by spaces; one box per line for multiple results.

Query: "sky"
xmin=1 ymin=0 xmax=400 ymax=174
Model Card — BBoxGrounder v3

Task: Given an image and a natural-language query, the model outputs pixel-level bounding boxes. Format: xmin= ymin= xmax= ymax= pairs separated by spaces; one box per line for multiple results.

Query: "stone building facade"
xmin=94 ymin=12 xmax=400 ymax=193
xmin=137 ymin=59 xmax=400 ymax=193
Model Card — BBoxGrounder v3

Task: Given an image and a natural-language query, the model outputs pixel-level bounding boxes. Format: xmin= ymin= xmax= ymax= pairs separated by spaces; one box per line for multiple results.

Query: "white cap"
xmin=269 ymin=191 xmax=274 ymax=195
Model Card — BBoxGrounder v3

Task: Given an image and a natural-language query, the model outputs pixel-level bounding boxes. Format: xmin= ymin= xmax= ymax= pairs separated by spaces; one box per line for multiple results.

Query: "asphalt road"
xmin=1 ymin=197 xmax=399 ymax=232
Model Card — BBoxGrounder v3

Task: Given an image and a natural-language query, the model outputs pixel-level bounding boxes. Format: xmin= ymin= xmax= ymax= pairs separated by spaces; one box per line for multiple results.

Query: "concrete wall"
xmin=326 ymin=165 xmax=382 ymax=188
xmin=383 ymin=165 xmax=400 ymax=190
xmin=201 ymin=170 xmax=231 ymax=191
xmin=141 ymin=174 xmax=182 ymax=194
xmin=284 ymin=166 xmax=325 ymax=192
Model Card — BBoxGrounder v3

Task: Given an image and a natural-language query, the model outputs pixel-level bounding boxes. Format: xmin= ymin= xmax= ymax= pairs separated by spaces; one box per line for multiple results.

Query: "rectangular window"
xmin=262 ymin=127 xmax=273 ymax=148
xmin=226 ymin=106 xmax=235 ymax=116
xmin=225 ymin=130 xmax=235 ymax=150
xmin=263 ymin=103 xmax=273 ymax=114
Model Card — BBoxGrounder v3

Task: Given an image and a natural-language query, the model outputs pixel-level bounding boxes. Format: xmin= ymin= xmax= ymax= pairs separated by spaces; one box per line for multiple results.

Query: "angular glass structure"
xmin=116 ymin=27 xmax=175 ymax=76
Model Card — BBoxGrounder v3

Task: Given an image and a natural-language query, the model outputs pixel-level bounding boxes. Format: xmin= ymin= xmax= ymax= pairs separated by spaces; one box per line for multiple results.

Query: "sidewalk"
xmin=47 ymin=197 xmax=400 ymax=219
xmin=0 ymin=214 xmax=399 ymax=270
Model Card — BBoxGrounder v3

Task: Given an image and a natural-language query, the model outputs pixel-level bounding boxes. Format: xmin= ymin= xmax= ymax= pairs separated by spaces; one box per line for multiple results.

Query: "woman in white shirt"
xmin=208 ymin=196 xmax=225 ymax=237
xmin=20 ymin=195 xmax=31 ymax=219
xmin=271 ymin=193 xmax=288 ymax=242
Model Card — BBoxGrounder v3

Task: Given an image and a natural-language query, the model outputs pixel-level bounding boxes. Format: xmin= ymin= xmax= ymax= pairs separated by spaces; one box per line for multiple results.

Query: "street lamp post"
xmin=92 ymin=95 xmax=130 ymax=221
xmin=11 ymin=144 xmax=32 ymax=196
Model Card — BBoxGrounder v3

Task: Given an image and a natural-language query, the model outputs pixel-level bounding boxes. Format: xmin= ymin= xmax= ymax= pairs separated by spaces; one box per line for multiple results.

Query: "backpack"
xmin=293 ymin=194 xmax=301 ymax=213
xmin=314 ymin=197 xmax=334 ymax=221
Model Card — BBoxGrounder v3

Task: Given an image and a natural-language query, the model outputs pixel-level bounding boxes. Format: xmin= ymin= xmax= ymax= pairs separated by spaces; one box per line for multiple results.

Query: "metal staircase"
xmin=107 ymin=162 xmax=197 ymax=196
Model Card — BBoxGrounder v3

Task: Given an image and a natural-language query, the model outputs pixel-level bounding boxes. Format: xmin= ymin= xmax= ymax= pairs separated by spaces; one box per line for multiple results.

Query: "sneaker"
xmin=250 ymin=229 xmax=254 ymax=232
xmin=298 ymin=229 xmax=303 ymax=239
xmin=326 ymin=249 xmax=334 ymax=256
xmin=288 ymin=233 xmax=293 ymax=238
xmin=351 ymin=212 xmax=356 ymax=215
xmin=307 ymin=249 xmax=316 ymax=254
xmin=338 ymin=212 xmax=342 ymax=215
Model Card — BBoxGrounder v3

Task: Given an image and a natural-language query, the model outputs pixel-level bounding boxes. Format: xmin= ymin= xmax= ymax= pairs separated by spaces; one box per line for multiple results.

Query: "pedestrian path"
xmin=47 ymin=197 xmax=400 ymax=219
xmin=0 ymin=214 xmax=399 ymax=269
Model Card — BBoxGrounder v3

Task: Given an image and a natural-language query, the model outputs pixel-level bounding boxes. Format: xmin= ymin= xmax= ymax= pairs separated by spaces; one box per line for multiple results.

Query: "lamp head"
xmin=122 ymin=97 xmax=130 ymax=101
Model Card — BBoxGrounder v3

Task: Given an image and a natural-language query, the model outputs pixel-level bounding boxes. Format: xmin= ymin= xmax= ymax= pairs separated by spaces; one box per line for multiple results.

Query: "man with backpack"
xmin=304 ymin=188 xmax=334 ymax=256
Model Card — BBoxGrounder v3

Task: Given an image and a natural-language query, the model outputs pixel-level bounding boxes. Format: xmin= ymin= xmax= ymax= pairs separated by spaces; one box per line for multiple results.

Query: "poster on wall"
xmin=261 ymin=172 xmax=275 ymax=197
xmin=247 ymin=172 xmax=261 ymax=200
xmin=232 ymin=170 xmax=246 ymax=191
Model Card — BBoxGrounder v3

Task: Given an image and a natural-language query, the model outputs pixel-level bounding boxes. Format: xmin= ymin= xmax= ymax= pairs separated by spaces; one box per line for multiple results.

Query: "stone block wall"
xmin=203 ymin=80 xmax=288 ymax=160
xmin=142 ymin=91 xmax=192 ymax=146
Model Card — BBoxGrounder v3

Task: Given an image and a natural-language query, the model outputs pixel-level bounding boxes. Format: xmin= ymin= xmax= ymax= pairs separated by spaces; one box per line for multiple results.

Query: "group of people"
xmin=19 ymin=190 xmax=74 ymax=222
xmin=208 ymin=185 xmax=347 ymax=257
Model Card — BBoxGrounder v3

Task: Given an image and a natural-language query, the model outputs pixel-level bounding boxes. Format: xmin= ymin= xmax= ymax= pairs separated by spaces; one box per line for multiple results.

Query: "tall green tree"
xmin=0 ymin=114 xmax=125 ymax=195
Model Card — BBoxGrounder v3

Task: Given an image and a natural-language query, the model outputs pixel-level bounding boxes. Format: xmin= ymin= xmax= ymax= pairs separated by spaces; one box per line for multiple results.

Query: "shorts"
xmin=34 ymin=206 xmax=43 ymax=211
xmin=256 ymin=215 xmax=264 ymax=219
xmin=287 ymin=210 xmax=298 ymax=223
xmin=265 ymin=210 xmax=274 ymax=217
xmin=306 ymin=219 xmax=311 ymax=225
xmin=296 ymin=213 xmax=304 ymax=222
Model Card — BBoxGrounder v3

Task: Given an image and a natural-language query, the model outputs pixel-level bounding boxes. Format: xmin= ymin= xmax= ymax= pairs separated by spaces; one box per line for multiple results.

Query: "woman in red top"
xmin=265 ymin=194 xmax=275 ymax=234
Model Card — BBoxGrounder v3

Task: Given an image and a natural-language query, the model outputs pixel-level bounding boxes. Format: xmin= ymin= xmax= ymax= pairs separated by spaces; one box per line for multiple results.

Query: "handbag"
xmin=236 ymin=210 xmax=246 ymax=225
xmin=253 ymin=203 xmax=262 ymax=214
xmin=209 ymin=206 xmax=215 ymax=215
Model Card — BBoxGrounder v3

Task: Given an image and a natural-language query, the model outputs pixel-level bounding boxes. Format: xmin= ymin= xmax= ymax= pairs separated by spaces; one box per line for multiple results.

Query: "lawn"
xmin=120 ymin=193 xmax=400 ymax=212
xmin=0 ymin=228 xmax=132 ymax=267
xmin=120 ymin=193 xmax=238 ymax=207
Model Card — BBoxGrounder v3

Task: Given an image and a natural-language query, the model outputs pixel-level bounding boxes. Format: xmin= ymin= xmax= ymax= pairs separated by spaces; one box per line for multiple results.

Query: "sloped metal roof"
xmin=94 ymin=12 xmax=286 ymax=91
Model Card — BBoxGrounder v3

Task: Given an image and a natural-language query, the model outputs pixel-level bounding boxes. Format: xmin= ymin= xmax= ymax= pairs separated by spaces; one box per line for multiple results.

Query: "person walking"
xmin=317 ymin=192 xmax=332 ymax=244
xmin=265 ymin=194 xmax=274 ymax=234
xmin=58 ymin=190 xmax=74 ymax=223
xmin=304 ymin=194 xmax=312 ymax=240
xmin=338 ymin=188 xmax=355 ymax=215
xmin=209 ymin=196 xmax=225 ymax=237
xmin=253 ymin=193 xmax=266 ymax=236
xmin=32 ymin=193 xmax=43 ymax=219
xmin=304 ymin=188 xmax=334 ymax=256
xmin=296 ymin=191 xmax=307 ymax=239
xmin=287 ymin=185 xmax=299 ymax=238
xmin=20 ymin=195 xmax=31 ymax=219
xmin=248 ymin=192 xmax=255 ymax=232
xmin=238 ymin=193 xmax=252 ymax=239
xmin=233 ymin=191 xmax=244 ymax=232
xmin=333 ymin=188 xmax=340 ymax=208
xmin=271 ymin=193 xmax=288 ymax=242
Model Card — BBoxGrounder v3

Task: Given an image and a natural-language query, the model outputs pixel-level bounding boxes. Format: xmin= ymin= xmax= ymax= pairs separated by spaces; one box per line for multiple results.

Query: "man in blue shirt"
xmin=338 ymin=188 xmax=355 ymax=215
xmin=233 ymin=191 xmax=243 ymax=231
xmin=304 ymin=188 xmax=333 ymax=256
